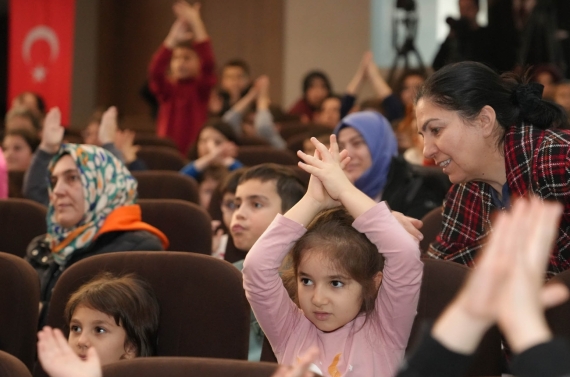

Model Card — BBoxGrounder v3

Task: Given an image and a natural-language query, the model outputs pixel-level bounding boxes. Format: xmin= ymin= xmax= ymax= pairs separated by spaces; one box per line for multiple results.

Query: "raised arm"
xmin=366 ymin=57 xmax=393 ymax=101
xmin=24 ymin=108 xmax=64 ymax=206
xmin=254 ymin=76 xmax=286 ymax=149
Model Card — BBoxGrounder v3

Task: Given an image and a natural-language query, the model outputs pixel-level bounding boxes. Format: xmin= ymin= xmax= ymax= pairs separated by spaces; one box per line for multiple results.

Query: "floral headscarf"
xmin=46 ymin=144 xmax=137 ymax=265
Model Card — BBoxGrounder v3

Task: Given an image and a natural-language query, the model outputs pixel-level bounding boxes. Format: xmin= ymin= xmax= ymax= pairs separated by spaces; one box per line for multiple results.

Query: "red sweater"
xmin=149 ymin=40 xmax=216 ymax=154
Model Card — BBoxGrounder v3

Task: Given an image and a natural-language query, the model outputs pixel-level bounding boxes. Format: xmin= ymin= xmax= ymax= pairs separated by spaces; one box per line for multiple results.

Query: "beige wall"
xmin=282 ymin=0 xmax=371 ymax=109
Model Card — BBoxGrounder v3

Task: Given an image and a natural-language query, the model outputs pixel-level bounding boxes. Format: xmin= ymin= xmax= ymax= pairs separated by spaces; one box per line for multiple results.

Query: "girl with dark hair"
xmin=180 ymin=119 xmax=243 ymax=180
xmin=288 ymin=70 xmax=332 ymax=123
xmin=416 ymin=61 xmax=570 ymax=277
xmin=243 ymin=135 xmax=422 ymax=377
xmin=64 ymin=273 xmax=160 ymax=366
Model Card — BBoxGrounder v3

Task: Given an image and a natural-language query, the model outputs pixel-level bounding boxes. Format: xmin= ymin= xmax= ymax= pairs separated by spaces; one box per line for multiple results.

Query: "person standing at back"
xmin=149 ymin=1 xmax=216 ymax=155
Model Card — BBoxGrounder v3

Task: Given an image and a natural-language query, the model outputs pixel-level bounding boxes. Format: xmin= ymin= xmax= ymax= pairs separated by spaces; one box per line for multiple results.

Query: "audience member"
xmin=417 ymin=62 xmax=570 ymax=277
xmin=211 ymin=168 xmax=244 ymax=260
xmin=555 ymin=80 xmax=570 ymax=119
xmin=215 ymin=59 xmax=252 ymax=115
xmin=1 ymin=128 xmax=40 ymax=171
xmin=4 ymin=107 xmax=42 ymax=135
xmin=197 ymin=163 xmax=228 ymax=209
xmin=432 ymin=0 xmax=491 ymax=71
xmin=149 ymin=1 xmax=216 ymax=154
xmin=24 ymin=109 xmax=167 ymax=324
xmin=314 ymin=95 xmax=342 ymax=129
xmin=222 ymin=75 xmax=286 ymax=149
xmin=64 ymin=273 xmax=159 ymax=366
xmin=231 ymin=163 xmax=306 ymax=361
xmin=11 ymin=91 xmax=46 ymax=119
xmin=397 ymin=198 xmax=570 ymax=377
xmin=82 ymin=107 xmax=147 ymax=171
xmin=243 ymin=135 xmax=421 ymax=377
xmin=181 ymin=120 xmax=242 ymax=180
xmin=0 ymin=148 xmax=6 ymax=199
xmin=335 ymin=111 xmax=448 ymax=220
xmin=531 ymin=64 xmax=564 ymax=101
xmin=288 ymin=71 xmax=332 ymax=123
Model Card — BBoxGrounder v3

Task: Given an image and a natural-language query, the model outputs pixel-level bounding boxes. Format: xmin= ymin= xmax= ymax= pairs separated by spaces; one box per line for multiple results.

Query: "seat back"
xmin=8 ymin=171 xmax=25 ymax=198
xmin=237 ymin=146 xmax=298 ymax=166
xmin=138 ymin=199 xmax=211 ymax=254
xmin=35 ymin=252 xmax=249 ymax=377
xmin=0 ymin=350 xmax=32 ymax=377
xmin=133 ymin=171 xmax=199 ymax=203
xmin=419 ymin=206 xmax=443 ymax=253
xmin=0 ymin=252 xmax=40 ymax=371
xmin=134 ymin=134 xmax=178 ymax=150
xmin=0 ymin=199 xmax=47 ymax=257
xmin=137 ymin=146 xmax=188 ymax=171
xmin=407 ymin=258 xmax=503 ymax=377
xmin=546 ymin=269 xmax=570 ymax=339
xmin=103 ymin=356 xmax=277 ymax=377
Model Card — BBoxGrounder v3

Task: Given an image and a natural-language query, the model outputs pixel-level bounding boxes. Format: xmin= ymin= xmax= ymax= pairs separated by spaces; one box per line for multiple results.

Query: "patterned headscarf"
xmin=334 ymin=111 xmax=398 ymax=199
xmin=46 ymin=144 xmax=138 ymax=265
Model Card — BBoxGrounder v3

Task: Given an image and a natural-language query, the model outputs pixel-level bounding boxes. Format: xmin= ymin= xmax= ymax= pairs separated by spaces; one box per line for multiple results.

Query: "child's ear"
xmin=122 ymin=342 xmax=138 ymax=360
xmin=374 ymin=272 xmax=383 ymax=291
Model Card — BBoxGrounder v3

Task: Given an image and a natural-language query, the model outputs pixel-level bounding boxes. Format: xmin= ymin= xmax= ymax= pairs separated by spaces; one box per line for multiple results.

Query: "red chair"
xmin=133 ymin=171 xmax=199 ymax=203
xmin=237 ymin=146 xmax=298 ymax=166
xmin=137 ymin=146 xmax=188 ymax=171
xmin=0 ymin=199 xmax=47 ymax=258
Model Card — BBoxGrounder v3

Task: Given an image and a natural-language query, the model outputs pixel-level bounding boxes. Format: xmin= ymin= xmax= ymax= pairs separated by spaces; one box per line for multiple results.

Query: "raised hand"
xmin=98 ymin=106 xmax=118 ymax=145
xmin=172 ymin=1 xmax=208 ymax=42
xmin=164 ymin=19 xmax=193 ymax=48
xmin=40 ymin=108 xmax=65 ymax=154
xmin=297 ymin=135 xmax=352 ymax=201
xmin=114 ymin=129 xmax=140 ymax=164
xmin=37 ymin=326 xmax=102 ymax=377
xmin=392 ymin=211 xmax=423 ymax=243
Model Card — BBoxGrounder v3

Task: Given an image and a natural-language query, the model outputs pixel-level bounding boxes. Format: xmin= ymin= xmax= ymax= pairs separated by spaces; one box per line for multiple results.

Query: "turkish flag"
xmin=8 ymin=0 xmax=75 ymax=125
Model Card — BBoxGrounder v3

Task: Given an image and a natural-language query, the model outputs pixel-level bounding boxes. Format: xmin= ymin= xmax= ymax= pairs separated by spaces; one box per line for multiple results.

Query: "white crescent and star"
xmin=21 ymin=25 xmax=60 ymax=82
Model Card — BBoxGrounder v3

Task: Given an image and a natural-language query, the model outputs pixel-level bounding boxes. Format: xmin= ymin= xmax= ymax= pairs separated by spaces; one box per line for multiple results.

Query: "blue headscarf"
xmin=334 ymin=111 xmax=398 ymax=199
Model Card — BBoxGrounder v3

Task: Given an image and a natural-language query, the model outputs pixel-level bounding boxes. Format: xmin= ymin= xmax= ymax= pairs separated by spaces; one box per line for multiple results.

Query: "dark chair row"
xmin=0 ymin=198 xmax=211 ymax=258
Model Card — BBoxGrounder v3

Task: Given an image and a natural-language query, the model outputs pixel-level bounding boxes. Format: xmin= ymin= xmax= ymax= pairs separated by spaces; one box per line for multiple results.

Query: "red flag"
xmin=8 ymin=0 xmax=75 ymax=125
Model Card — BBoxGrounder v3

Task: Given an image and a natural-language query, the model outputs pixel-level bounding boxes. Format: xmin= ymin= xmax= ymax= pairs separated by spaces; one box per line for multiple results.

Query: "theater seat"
xmin=0 ymin=199 xmax=47 ymax=258
xmin=237 ymin=146 xmax=298 ymax=166
xmin=138 ymin=199 xmax=212 ymax=254
xmin=419 ymin=206 xmax=443 ymax=253
xmin=137 ymin=146 xmax=188 ymax=171
xmin=546 ymin=269 xmax=570 ymax=340
xmin=0 ymin=252 xmax=40 ymax=372
xmin=103 ymin=356 xmax=277 ymax=377
xmin=134 ymin=134 xmax=178 ymax=150
xmin=8 ymin=171 xmax=25 ymax=198
xmin=35 ymin=252 xmax=250 ymax=377
xmin=133 ymin=171 xmax=199 ymax=203
xmin=406 ymin=258 xmax=502 ymax=377
xmin=0 ymin=350 xmax=32 ymax=377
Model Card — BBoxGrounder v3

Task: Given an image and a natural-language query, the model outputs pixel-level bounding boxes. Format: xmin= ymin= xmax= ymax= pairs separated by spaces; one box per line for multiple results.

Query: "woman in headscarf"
xmin=26 ymin=143 xmax=168 ymax=320
xmin=334 ymin=111 xmax=449 ymax=219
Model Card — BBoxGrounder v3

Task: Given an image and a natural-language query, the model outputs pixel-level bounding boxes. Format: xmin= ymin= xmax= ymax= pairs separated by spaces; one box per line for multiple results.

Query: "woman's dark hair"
xmin=2 ymin=128 xmax=40 ymax=152
xmin=302 ymin=71 xmax=332 ymax=97
xmin=281 ymin=207 xmax=384 ymax=322
xmin=187 ymin=119 xmax=240 ymax=160
xmin=65 ymin=272 xmax=160 ymax=357
xmin=395 ymin=69 xmax=427 ymax=95
xmin=416 ymin=62 xmax=568 ymax=141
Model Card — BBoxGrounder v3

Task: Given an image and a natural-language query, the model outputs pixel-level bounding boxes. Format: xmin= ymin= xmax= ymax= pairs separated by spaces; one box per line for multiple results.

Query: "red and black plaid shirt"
xmin=428 ymin=125 xmax=570 ymax=278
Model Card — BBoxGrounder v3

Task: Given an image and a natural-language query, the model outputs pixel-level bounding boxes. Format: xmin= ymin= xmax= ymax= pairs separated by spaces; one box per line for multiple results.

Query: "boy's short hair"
xmin=5 ymin=107 xmax=42 ymax=132
xmin=64 ymin=273 xmax=160 ymax=357
xmin=198 ymin=164 xmax=229 ymax=184
xmin=238 ymin=163 xmax=306 ymax=213
xmin=219 ymin=168 xmax=246 ymax=196
xmin=222 ymin=59 xmax=251 ymax=76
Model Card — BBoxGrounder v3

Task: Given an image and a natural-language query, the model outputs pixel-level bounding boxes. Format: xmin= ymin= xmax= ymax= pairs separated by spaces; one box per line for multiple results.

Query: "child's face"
xmin=221 ymin=66 xmax=249 ymax=96
xmin=221 ymin=192 xmax=236 ymax=228
xmin=231 ymin=178 xmax=282 ymax=251
xmin=400 ymin=75 xmax=424 ymax=107
xmin=68 ymin=305 xmax=136 ymax=366
xmin=316 ymin=97 xmax=341 ymax=128
xmin=170 ymin=47 xmax=200 ymax=80
xmin=82 ymin=122 xmax=101 ymax=146
xmin=306 ymin=78 xmax=329 ymax=107
xmin=2 ymin=134 xmax=33 ymax=172
xmin=199 ymin=176 xmax=220 ymax=209
xmin=297 ymin=251 xmax=363 ymax=332
xmin=197 ymin=127 xmax=227 ymax=157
